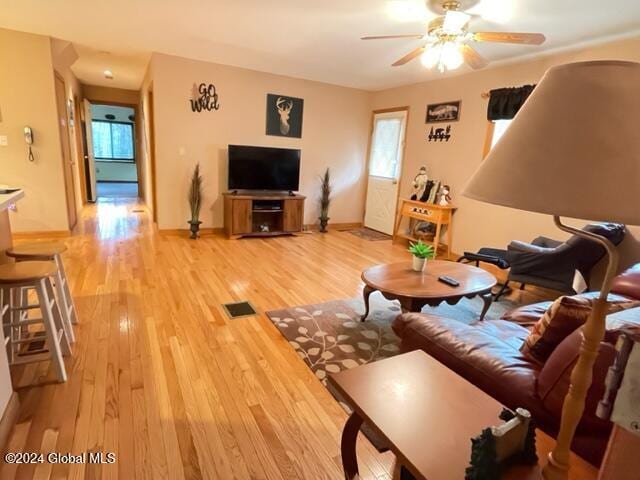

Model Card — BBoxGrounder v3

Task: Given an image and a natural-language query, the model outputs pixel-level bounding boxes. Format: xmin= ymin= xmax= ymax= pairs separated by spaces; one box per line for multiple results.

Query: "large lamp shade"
xmin=463 ymin=60 xmax=640 ymax=226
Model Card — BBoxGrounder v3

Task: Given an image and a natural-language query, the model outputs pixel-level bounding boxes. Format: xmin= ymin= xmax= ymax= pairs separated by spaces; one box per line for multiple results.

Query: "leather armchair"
xmin=505 ymin=223 xmax=626 ymax=293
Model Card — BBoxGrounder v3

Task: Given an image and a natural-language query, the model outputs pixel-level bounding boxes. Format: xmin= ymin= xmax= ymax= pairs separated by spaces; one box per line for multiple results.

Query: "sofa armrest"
xmin=611 ymin=263 xmax=640 ymax=300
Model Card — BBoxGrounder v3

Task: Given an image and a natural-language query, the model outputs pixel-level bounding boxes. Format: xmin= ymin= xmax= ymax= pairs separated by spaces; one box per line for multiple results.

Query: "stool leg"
xmin=54 ymin=254 xmax=78 ymax=325
xmin=0 ymin=286 xmax=10 ymax=359
xmin=45 ymin=278 xmax=73 ymax=350
xmin=52 ymin=260 xmax=75 ymax=343
xmin=35 ymin=278 xmax=67 ymax=383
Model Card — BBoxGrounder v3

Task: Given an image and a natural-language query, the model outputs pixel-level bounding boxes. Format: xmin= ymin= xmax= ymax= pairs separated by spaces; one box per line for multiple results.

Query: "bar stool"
xmin=7 ymin=242 xmax=77 ymax=343
xmin=0 ymin=261 xmax=70 ymax=383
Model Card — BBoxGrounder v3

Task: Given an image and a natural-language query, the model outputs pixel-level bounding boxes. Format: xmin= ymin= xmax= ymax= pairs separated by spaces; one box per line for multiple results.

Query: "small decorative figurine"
xmin=438 ymin=184 xmax=452 ymax=206
xmin=465 ymin=408 xmax=537 ymax=480
xmin=410 ymin=166 xmax=429 ymax=201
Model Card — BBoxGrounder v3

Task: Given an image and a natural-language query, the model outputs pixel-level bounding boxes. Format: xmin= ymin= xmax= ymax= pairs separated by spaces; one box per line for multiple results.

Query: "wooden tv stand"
xmin=223 ymin=192 xmax=305 ymax=239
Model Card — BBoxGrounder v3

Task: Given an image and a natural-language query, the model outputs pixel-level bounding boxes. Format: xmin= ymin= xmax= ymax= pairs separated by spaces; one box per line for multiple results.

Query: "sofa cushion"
xmin=520 ymin=296 xmax=594 ymax=363
xmin=392 ymin=313 xmax=546 ymax=420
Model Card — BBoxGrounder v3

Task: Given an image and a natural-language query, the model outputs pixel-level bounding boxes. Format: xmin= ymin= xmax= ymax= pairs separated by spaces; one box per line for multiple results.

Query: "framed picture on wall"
xmin=425 ymin=100 xmax=461 ymax=123
xmin=266 ymin=94 xmax=304 ymax=138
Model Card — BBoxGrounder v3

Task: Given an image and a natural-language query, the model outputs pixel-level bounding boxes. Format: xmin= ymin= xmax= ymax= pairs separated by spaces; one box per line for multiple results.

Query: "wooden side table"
xmin=328 ymin=350 xmax=597 ymax=480
xmin=392 ymin=199 xmax=455 ymax=259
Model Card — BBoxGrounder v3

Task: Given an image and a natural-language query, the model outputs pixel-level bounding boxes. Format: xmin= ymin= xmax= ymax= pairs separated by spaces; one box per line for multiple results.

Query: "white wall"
xmin=95 ymin=161 xmax=137 ymax=182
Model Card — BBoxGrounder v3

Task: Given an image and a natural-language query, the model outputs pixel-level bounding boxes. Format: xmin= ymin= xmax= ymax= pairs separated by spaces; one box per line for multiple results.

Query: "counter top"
xmin=0 ymin=189 xmax=24 ymax=211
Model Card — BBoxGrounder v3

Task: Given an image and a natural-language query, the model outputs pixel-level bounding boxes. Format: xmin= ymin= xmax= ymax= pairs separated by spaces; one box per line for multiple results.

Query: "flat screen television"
xmin=228 ymin=145 xmax=301 ymax=191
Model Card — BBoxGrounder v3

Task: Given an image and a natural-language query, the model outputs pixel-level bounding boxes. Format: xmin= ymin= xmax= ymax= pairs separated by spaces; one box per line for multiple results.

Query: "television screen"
xmin=228 ymin=145 xmax=301 ymax=191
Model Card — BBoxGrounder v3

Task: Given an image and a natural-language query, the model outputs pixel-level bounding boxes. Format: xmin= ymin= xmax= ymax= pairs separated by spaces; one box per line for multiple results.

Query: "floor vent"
xmin=223 ymin=301 xmax=258 ymax=319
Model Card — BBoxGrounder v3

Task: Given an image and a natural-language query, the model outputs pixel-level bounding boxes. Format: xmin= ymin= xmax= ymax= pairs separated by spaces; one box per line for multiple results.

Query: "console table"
xmin=223 ymin=192 xmax=305 ymax=239
xmin=328 ymin=350 xmax=597 ymax=480
xmin=393 ymin=199 xmax=455 ymax=259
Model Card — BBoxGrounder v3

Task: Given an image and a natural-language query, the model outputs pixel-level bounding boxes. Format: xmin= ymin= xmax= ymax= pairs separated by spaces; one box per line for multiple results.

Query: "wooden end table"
xmin=328 ymin=350 xmax=597 ymax=480
xmin=361 ymin=260 xmax=497 ymax=322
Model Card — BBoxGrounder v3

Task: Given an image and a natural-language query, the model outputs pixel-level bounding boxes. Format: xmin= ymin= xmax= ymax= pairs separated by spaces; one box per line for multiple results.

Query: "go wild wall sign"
xmin=190 ymin=83 xmax=220 ymax=112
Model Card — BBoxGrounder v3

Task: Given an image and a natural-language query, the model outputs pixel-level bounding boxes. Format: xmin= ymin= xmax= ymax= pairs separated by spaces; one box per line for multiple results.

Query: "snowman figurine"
xmin=410 ymin=166 xmax=429 ymax=201
xmin=438 ymin=184 xmax=452 ymax=206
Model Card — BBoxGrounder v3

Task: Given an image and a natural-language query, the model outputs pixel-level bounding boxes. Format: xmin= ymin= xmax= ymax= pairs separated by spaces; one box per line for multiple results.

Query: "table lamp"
xmin=463 ymin=60 xmax=640 ymax=479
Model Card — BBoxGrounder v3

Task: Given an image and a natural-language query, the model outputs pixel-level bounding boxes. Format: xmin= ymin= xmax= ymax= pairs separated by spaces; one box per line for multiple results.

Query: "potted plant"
xmin=408 ymin=240 xmax=435 ymax=272
xmin=188 ymin=163 xmax=203 ymax=239
xmin=318 ymin=168 xmax=332 ymax=233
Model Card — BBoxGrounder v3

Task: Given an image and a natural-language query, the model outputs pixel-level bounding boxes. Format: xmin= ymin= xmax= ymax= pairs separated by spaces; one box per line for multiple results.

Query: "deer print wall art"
xmin=266 ymin=94 xmax=304 ymax=138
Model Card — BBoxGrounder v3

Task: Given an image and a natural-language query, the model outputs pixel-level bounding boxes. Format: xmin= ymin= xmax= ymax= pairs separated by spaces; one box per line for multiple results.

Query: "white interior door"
xmin=364 ymin=110 xmax=407 ymax=234
xmin=83 ymin=99 xmax=97 ymax=202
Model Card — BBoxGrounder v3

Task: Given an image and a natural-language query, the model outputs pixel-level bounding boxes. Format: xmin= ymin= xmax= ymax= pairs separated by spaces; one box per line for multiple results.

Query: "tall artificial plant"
xmin=188 ymin=163 xmax=203 ymax=238
xmin=319 ymin=168 xmax=332 ymax=232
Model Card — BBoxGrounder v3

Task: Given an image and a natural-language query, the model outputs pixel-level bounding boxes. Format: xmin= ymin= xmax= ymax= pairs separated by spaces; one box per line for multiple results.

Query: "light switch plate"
xmin=0 ymin=135 xmax=8 ymax=146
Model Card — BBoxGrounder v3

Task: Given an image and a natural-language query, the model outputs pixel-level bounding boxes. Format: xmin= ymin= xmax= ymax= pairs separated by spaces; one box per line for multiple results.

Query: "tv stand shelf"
xmin=223 ymin=192 xmax=305 ymax=239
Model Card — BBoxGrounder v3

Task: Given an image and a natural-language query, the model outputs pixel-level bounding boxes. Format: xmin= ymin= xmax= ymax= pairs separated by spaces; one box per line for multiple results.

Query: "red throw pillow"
xmin=520 ymin=295 xmax=640 ymax=363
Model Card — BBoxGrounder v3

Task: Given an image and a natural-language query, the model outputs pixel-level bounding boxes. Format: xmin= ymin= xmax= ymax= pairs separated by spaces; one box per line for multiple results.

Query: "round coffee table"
xmin=360 ymin=260 xmax=497 ymax=321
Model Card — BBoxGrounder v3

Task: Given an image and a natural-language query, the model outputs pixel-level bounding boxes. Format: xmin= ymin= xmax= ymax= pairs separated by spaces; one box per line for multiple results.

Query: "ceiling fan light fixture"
xmin=442 ymin=10 xmax=470 ymax=34
xmin=421 ymin=41 xmax=463 ymax=72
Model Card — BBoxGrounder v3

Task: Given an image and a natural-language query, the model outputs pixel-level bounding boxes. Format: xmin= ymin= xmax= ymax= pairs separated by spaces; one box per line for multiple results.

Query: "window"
xmin=491 ymin=119 xmax=512 ymax=149
xmin=483 ymin=119 xmax=512 ymax=158
xmin=91 ymin=121 xmax=134 ymax=162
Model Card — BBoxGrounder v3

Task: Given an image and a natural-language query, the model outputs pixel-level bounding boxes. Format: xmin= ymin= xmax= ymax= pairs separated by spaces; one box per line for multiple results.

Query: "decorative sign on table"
xmin=190 ymin=83 xmax=220 ymax=112
xmin=428 ymin=125 xmax=452 ymax=142
xmin=266 ymin=94 xmax=304 ymax=138
xmin=426 ymin=100 xmax=461 ymax=123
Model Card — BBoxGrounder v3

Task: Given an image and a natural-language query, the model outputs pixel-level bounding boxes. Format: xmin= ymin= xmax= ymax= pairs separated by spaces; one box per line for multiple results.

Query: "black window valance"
xmin=487 ymin=84 xmax=536 ymax=121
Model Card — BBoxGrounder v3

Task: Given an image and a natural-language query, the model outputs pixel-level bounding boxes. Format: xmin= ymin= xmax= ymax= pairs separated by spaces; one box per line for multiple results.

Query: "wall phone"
xmin=24 ymin=126 xmax=34 ymax=162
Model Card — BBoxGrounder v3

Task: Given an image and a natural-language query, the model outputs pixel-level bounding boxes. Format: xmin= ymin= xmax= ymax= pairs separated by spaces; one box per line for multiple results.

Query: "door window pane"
xmin=369 ymin=117 xmax=403 ymax=178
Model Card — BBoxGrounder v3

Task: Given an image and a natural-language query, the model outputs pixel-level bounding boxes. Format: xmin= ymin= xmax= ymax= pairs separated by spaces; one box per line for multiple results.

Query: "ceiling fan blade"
xmin=461 ymin=44 xmax=488 ymax=70
xmin=392 ymin=46 xmax=426 ymax=66
xmin=473 ymin=32 xmax=546 ymax=45
xmin=361 ymin=34 xmax=425 ymax=40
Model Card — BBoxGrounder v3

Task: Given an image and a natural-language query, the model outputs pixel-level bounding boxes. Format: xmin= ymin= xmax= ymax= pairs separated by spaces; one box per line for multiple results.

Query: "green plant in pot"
xmin=318 ymin=168 xmax=332 ymax=233
xmin=408 ymin=240 xmax=435 ymax=272
xmin=188 ymin=163 xmax=203 ymax=239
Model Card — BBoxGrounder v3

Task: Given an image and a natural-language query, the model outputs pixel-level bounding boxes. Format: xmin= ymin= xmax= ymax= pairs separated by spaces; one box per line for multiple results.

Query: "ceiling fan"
xmin=362 ymin=0 xmax=546 ymax=72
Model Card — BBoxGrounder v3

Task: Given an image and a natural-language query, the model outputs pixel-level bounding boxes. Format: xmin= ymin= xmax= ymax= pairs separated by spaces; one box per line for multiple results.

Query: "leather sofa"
xmin=392 ymin=263 xmax=640 ymax=466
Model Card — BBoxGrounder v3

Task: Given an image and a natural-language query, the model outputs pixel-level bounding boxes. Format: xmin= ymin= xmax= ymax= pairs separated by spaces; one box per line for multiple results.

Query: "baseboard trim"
xmin=159 ymin=222 xmax=365 ymax=237
xmin=306 ymin=222 xmax=363 ymax=231
xmin=0 ymin=393 xmax=20 ymax=452
xmin=12 ymin=230 xmax=71 ymax=239
xmin=159 ymin=228 xmax=224 ymax=236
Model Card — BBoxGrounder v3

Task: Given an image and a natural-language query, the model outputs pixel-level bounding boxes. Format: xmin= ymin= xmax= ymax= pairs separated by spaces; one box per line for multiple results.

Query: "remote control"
xmin=438 ymin=275 xmax=460 ymax=287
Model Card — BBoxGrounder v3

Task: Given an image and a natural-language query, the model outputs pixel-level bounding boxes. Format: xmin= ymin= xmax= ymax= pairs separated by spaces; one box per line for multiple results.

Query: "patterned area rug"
xmin=344 ymin=227 xmax=392 ymax=241
xmin=266 ymin=292 xmax=517 ymax=449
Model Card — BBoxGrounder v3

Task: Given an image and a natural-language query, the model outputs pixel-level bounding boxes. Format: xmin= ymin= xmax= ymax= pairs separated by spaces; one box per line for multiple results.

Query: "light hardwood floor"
xmin=2 ymin=198 xmax=418 ymax=480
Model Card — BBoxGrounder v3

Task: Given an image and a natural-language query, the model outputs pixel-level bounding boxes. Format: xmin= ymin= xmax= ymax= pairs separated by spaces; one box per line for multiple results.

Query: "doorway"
xmin=83 ymin=103 xmax=139 ymax=200
xmin=363 ymin=108 xmax=408 ymax=235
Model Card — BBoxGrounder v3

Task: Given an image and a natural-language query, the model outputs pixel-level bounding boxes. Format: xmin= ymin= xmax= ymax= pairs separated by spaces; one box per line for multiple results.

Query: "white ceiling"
xmin=1 ymin=0 xmax=640 ymax=91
